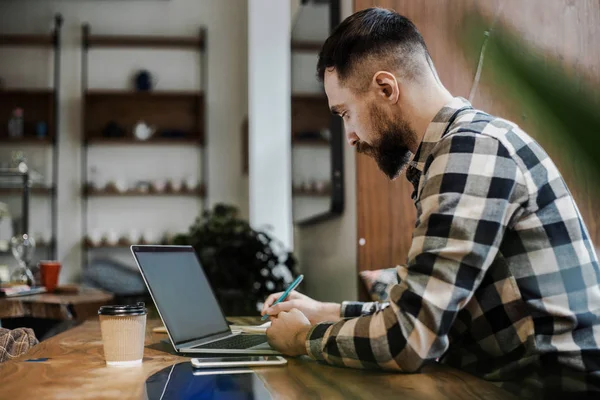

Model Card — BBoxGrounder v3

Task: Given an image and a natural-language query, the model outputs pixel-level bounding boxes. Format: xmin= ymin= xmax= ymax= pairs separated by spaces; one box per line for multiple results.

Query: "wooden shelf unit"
xmin=84 ymin=236 xmax=175 ymax=249
xmin=0 ymin=90 xmax=55 ymax=142
xmin=289 ymin=24 xmax=344 ymax=224
xmin=242 ymin=95 xmax=331 ymax=174
xmin=83 ymin=91 xmax=204 ymax=145
xmin=0 ymin=34 xmax=54 ymax=48
xmin=84 ymin=240 xmax=163 ymax=250
xmin=86 ymin=89 xmax=200 ymax=97
xmin=291 ymin=94 xmax=330 ymax=138
xmin=0 ymin=186 xmax=54 ymax=196
xmin=293 ymin=186 xmax=332 ymax=197
xmin=0 ymin=15 xmax=63 ymax=259
xmin=0 ymin=137 xmax=53 ymax=146
xmin=84 ymin=184 xmax=205 ymax=197
xmin=80 ymin=24 xmax=207 ymax=265
xmin=85 ymin=136 xmax=203 ymax=146
xmin=35 ymin=239 xmax=54 ymax=248
xmin=291 ymin=40 xmax=323 ymax=52
xmin=86 ymin=33 xmax=204 ymax=50
xmin=84 ymin=242 xmax=130 ymax=250
xmin=289 ymin=2 xmax=344 ymax=226
xmin=293 ymin=137 xmax=330 ymax=146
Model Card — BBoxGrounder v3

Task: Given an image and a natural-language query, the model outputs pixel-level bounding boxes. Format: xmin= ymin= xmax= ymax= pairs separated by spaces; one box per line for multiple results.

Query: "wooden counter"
xmin=0 ymin=318 xmax=514 ymax=399
xmin=0 ymin=287 xmax=114 ymax=322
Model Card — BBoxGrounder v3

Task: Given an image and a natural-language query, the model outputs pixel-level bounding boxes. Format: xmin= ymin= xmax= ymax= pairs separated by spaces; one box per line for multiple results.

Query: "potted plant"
xmin=172 ymin=203 xmax=298 ymax=316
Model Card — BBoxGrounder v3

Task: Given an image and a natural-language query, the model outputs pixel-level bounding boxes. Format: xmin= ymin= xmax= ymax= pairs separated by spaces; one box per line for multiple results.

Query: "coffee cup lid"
xmin=98 ymin=302 xmax=147 ymax=316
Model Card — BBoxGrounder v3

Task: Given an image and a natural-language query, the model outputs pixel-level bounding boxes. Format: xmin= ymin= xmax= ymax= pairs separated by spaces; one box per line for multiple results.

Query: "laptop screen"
xmin=132 ymin=246 xmax=230 ymax=346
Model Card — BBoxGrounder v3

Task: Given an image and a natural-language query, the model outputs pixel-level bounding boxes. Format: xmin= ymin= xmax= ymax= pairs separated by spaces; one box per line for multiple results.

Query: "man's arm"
xmin=340 ymin=301 xmax=390 ymax=317
xmin=305 ymin=134 xmax=526 ymax=371
xmin=263 ymin=292 xmax=391 ymax=322
xmin=262 ymin=290 xmax=343 ymax=324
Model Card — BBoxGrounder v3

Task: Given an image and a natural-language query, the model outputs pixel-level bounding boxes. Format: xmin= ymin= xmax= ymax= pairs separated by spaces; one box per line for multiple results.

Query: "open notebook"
xmin=0 ymin=285 xmax=46 ymax=298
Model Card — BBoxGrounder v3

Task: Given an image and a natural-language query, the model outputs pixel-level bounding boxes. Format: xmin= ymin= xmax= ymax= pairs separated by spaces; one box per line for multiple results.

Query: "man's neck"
xmin=403 ymin=84 xmax=455 ymax=154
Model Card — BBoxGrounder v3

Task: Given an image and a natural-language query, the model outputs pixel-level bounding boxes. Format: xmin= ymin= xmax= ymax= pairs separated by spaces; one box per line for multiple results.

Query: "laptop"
xmin=131 ymin=245 xmax=280 ymax=355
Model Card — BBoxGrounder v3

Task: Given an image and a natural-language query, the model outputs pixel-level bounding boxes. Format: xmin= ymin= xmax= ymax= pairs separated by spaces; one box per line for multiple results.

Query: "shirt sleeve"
xmin=305 ymin=133 xmax=526 ymax=371
xmin=341 ymin=301 xmax=390 ymax=318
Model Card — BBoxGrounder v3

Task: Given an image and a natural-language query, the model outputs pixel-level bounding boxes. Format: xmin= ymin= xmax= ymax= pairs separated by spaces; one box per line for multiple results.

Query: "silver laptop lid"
xmin=131 ymin=245 xmax=231 ymax=349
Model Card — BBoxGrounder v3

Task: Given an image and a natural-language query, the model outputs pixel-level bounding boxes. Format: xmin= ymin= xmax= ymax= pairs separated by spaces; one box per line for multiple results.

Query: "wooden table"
xmin=0 ymin=317 xmax=515 ymax=399
xmin=0 ymin=287 xmax=114 ymax=322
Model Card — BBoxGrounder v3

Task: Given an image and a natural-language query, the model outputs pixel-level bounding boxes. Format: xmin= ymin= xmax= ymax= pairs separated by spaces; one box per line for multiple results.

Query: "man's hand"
xmin=261 ymin=290 xmax=341 ymax=324
xmin=266 ymin=309 xmax=311 ymax=356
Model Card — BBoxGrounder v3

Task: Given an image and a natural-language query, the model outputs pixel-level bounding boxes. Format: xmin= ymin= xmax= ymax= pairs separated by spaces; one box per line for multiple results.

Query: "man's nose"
xmin=346 ymin=131 xmax=359 ymax=146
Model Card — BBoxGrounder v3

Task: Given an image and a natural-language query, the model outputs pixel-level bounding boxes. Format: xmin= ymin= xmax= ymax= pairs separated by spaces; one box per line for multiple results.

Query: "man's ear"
xmin=372 ymin=71 xmax=399 ymax=104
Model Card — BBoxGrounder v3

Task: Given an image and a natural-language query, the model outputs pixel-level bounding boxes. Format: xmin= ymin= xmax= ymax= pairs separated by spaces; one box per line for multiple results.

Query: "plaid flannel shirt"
xmin=305 ymin=97 xmax=600 ymax=398
xmin=0 ymin=327 xmax=38 ymax=363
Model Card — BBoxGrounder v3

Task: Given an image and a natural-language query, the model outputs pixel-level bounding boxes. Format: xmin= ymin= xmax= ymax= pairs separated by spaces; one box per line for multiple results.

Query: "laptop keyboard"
xmin=195 ymin=335 xmax=268 ymax=350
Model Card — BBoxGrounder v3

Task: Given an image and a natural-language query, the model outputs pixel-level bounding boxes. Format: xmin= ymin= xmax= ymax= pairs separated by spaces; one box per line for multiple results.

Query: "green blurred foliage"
xmin=459 ymin=11 xmax=600 ymax=190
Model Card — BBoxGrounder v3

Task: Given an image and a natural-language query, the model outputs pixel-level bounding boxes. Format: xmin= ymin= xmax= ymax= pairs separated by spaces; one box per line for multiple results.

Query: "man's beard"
xmin=357 ymin=104 xmax=416 ymax=180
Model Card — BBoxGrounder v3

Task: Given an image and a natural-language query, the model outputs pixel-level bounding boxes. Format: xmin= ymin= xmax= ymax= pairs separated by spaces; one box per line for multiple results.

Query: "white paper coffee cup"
xmin=98 ymin=302 xmax=147 ymax=366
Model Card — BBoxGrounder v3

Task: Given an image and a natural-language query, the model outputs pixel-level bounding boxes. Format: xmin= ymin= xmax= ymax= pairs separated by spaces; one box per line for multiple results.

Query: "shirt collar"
xmin=408 ymin=97 xmax=472 ymax=173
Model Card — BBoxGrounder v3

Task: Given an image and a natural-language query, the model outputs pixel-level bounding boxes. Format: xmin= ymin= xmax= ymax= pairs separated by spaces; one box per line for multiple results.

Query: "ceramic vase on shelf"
xmin=10 ymin=233 xmax=36 ymax=286
xmin=171 ymin=180 xmax=183 ymax=192
xmin=133 ymin=121 xmax=155 ymax=141
xmin=8 ymin=108 xmax=24 ymax=138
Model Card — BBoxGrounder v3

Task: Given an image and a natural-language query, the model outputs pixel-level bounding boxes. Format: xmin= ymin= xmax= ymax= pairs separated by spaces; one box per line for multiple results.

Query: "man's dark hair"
xmin=317 ymin=8 xmax=430 ymax=89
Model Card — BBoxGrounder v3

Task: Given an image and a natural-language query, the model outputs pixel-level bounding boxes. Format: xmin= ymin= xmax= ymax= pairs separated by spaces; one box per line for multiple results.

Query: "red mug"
xmin=39 ymin=261 xmax=61 ymax=292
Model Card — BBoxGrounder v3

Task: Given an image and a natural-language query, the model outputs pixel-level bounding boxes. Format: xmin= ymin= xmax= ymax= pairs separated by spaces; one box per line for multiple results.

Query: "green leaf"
xmin=458 ymin=11 xmax=600 ymax=192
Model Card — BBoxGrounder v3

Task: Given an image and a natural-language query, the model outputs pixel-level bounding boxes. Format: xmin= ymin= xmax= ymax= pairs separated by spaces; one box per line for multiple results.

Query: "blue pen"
xmin=261 ymin=274 xmax=304 ymax=321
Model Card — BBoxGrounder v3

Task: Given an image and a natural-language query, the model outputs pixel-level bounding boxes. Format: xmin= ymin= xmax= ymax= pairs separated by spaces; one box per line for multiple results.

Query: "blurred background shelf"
xmin=292 ymin=137 xmax=330 ymax=146
xmin=84 ymin=240 xmax=167 ymax=250
xmin=84 ymin=184 xmax=205 ymax=197
xmin=289 ymin=16 xmax=344 ymax=225
xmin=0 ymin=34 xmax=54 ymax=47
xmin=80 ymin=25 xmax=207 ymax=268
xmin=0 ymin=137 xmax=53 ymax=145
xmin=0 ymin=240 xmax=54 ymax=257
xmin=0 ymin=15 xmax=62 ymax=260
xmin=83 ymin=91 xmax=204 ymax=145
xmin=0 ymin=89 xmax=55 ymax=140
xmin=85 ymin=89 xmax=201 ymax=97
xmin=291 ymin=94 xmax=330 ymax=139
xmin=84 ymin=243 xmax=129 ymax=249
xmin=243 ymin=94 xmax=331 ymax=173
xmin=0 ymin=186 xmax=54 ymax=196
xmin=85 ymin=32 xmax=204 ymax=50
xmin=293 ymin=186 xmax=332 ymax=197
xmin=291 ymin=40 xmax=323 ymax=52
xmin=34 ymin=239 xmax=54 ymax=248
xmin=85 ymin=136 xmax=203 ymax=146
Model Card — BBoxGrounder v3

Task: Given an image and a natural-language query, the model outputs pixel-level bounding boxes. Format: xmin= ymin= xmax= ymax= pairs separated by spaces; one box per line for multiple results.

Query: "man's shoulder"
xmin=442 ymin=109 xmax=540 ymax=159
xmin=436 ymin=108 xmax=558 ymax=191
xmin=446 ymin=109 xmax=518 ymax=139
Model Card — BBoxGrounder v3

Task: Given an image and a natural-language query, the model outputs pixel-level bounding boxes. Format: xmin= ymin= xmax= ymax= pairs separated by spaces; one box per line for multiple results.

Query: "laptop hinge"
xmin=177 ymin=330 xmax=233 ymax=350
